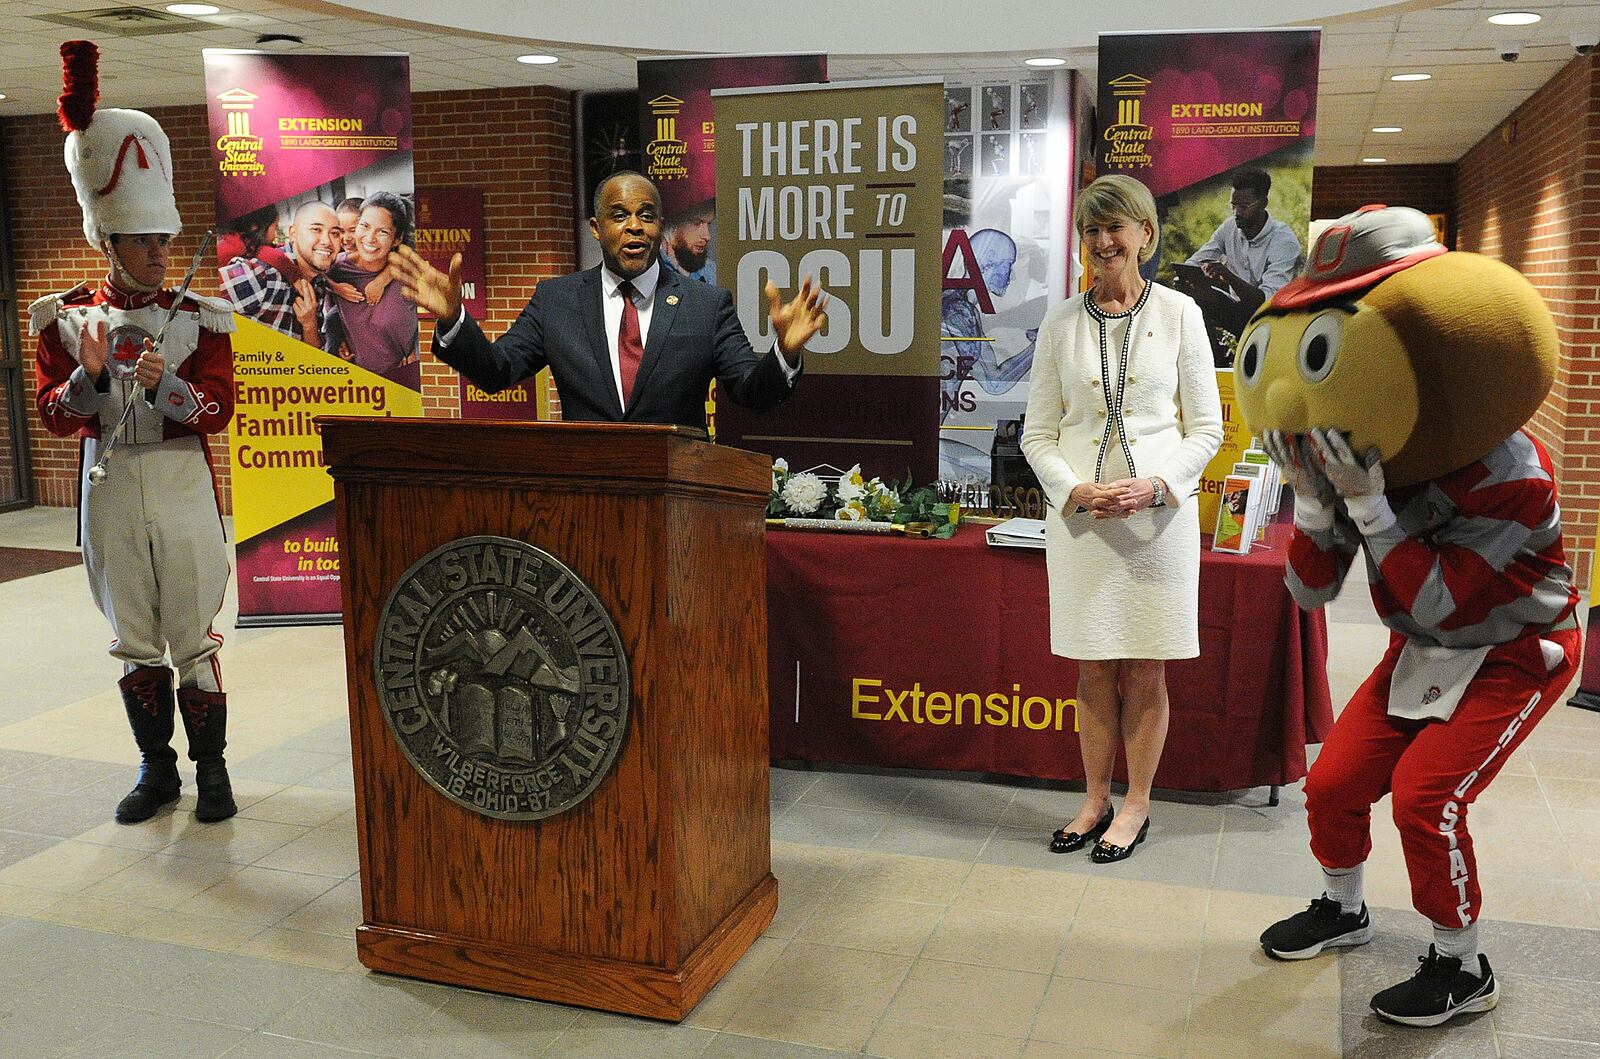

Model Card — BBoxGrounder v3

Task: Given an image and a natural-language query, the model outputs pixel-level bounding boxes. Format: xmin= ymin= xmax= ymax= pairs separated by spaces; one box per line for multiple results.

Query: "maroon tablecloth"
xmin=766 ymin=521 xmax=1333 ymax=791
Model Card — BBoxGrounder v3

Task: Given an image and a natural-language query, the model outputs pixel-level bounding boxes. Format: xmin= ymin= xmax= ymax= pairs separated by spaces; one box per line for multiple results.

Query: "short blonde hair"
xmin=1075 ymin=175 xmax=1159 ymax=265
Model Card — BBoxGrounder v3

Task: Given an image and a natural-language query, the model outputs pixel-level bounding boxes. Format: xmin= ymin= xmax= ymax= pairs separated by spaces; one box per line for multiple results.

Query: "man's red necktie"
xmin=617 ymin=280 xmax=644 ymax=406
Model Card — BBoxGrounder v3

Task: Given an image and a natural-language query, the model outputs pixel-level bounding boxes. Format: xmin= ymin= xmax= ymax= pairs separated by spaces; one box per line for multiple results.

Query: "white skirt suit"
xmin=1021 ymin=282 xmax=1223 ymax=660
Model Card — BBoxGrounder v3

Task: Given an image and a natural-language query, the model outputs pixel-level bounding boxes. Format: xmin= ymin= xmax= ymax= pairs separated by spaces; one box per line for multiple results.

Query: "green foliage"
xmin=888 ymin=472 xmax=959 ymax=538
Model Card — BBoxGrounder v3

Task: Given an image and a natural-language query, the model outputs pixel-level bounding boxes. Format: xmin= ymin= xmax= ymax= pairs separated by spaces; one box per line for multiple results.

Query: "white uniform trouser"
xmin=80 ymin=434 xmax=228 ymax=692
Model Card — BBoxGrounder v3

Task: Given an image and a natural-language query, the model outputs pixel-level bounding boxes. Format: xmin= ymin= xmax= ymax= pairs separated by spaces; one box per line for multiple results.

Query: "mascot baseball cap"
xmin=1269 ymin=204 xmax=1445 ymax=311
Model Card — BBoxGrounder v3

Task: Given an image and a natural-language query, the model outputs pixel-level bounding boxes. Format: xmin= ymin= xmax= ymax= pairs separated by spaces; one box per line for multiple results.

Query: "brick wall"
xmin=1455 ymin=54 xmax=1600 ymax=585
xmin=1311 ymin=164 xmax=1456 ymax=239
xmin=4 ymin=86 xmax=573 ymax=511
xmin=412 ymin=88 xmax=572 ymax=421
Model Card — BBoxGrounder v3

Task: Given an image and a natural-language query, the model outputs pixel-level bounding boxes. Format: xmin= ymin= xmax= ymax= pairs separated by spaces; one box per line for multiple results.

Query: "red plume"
xmin=57 ymin=40 xmax=99 ymax=133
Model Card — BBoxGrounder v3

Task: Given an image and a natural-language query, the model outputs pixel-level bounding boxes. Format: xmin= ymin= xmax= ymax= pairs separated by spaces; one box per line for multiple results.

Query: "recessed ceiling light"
xmin=1371 ymin=126 xmax=1403 ymax=133
xmin=1363 ymin=157 xmax=1387 ymax=163
xmin=166 ymin=3 xmax=221 ymax=14
xmin=1488 ymin=11 xmax=1541 ymax=26
xmin=0 ymin=94 xmax=8 ymax=102
xmin=516 ymin=54 xmax=559 ymax=65
xmin=1024 ymin=57 xmax=1067 ymax=68
xmin=1390 ymin=73 xmax=1431 ymax=82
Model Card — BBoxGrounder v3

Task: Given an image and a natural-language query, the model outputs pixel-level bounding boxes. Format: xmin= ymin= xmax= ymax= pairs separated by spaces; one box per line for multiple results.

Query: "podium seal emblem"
xmin=373 ymin=536 xmax=630 ymax=820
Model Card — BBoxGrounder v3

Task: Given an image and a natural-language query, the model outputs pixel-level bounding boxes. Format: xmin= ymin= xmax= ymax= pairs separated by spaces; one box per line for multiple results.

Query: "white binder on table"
xmin=985 ymin=517 xmax=1047 ymax=550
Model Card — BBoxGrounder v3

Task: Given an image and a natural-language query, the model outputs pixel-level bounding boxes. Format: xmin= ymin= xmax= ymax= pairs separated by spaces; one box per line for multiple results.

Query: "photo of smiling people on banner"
xmin=205 ymin=50 xmax=422 ymax=625
xmin=218 ymin=174 xmax=419 ymax=388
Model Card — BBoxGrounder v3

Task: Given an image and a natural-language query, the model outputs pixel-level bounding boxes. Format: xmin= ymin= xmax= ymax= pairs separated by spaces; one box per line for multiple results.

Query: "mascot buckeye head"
xmin=1234 ymin=204 xmax=1557 ymax=489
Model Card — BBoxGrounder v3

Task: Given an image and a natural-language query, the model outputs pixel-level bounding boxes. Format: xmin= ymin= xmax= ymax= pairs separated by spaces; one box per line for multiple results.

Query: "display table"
xmin=767 ymin=522 xmax=1333 ymax=792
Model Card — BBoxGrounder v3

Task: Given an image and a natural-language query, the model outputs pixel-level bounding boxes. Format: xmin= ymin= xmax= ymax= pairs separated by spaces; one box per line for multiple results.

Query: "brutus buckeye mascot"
xmin=1236 ymin=205 xmax=1578 ymax=1027
xmin=33 ymin=41 xmax=237 ymax=824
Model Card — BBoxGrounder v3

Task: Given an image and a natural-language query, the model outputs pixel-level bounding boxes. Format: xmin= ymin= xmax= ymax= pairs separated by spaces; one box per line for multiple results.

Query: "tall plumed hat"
xmin=58 ymin=40 xmax=182 ymax=248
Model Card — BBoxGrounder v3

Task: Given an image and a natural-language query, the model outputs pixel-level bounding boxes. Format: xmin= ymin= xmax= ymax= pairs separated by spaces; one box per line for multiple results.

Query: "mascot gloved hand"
xmin=1261 ymin=429 xmax=1336 ymax=511
xmin=1237 ymin=205 xmax=1579 ymax=1029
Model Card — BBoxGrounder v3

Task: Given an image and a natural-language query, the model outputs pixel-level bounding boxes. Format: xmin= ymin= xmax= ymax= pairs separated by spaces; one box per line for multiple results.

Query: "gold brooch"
xmin=666 ymin=294 xmax=680 ymax=305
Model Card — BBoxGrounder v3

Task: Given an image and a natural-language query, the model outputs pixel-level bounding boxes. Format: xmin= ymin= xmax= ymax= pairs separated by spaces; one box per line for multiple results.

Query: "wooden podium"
xmin=322 ymin=418 xmax=777 ymax=1020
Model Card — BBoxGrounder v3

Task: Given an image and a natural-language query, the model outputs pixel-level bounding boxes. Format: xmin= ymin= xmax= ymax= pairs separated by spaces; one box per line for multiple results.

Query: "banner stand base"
xmin=1568 ymin=690 xmax=1600 ymax=713
xmin=237 ymin=613 xmax=343 ymax=629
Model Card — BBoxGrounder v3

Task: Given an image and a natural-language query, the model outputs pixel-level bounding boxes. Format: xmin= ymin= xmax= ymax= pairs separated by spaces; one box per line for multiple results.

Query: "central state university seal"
xmin=374 ymin=536 xmax=630 ymax=820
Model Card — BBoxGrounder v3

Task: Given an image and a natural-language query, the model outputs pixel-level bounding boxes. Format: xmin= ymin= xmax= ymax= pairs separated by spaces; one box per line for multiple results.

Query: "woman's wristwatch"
xmin=1149 ymin=477 xmax=1167 ymax=507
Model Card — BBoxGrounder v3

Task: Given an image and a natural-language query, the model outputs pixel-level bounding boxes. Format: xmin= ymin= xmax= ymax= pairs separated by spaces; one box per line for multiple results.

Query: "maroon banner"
xmin=637 ymin=54 xmax=826 ymax=286
xmin=1097 ymin=28 xmax=1320 ymax=532
xmin=415 ymin=188 xmax=485 ymax=319
xmin=457 ymin=386 xmax=542 ymax=421
xmin=408 ymin=187 xmax=538 ymax=421
xmin=768 ymin=523 xmax=1333 ymax=790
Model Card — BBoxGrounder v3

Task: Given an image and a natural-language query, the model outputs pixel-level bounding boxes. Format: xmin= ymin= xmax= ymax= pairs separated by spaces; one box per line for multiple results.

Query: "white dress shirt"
xmin=598 ymin=261 xmax=660 ymax=407
xmin=1185 ymin=215 xmax=1304 ymax=299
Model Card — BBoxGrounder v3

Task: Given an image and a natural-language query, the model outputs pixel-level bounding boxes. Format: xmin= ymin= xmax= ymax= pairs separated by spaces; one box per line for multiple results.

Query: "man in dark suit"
xmin=388 ymin=171 xmax=827 ymax=428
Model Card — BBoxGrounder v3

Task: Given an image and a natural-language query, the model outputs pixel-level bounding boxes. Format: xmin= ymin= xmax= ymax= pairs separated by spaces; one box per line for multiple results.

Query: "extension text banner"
xmin=1096 ymin=29 xmax=1320 ymax=532
xmin=415 ymin=188 xmax=485 ymax=320
xmin=205 ymin=51 xmax=421 ymax=625
xmin=712 ymin=78 xmax=944 ymax=484
xmin=768 ymin=525 xmax=1334 ymax=789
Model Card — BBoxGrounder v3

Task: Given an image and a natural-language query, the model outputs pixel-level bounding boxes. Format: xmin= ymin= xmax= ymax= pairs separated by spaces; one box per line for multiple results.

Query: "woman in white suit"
xmin=1022 ymin=175 xmax=1223 ymax=862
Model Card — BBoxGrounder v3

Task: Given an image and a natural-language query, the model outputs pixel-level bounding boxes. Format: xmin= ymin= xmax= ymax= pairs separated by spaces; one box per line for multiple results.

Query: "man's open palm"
xmin=766 ymin=277 xmax=828 ymax=363
xmin=391 ymin=245 xmax=462 ymax=322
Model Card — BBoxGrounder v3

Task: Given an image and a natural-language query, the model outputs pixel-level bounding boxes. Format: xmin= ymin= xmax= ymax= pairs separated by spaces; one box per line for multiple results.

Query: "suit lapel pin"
xmin=666 ymin=294 xmax=680 ymax=305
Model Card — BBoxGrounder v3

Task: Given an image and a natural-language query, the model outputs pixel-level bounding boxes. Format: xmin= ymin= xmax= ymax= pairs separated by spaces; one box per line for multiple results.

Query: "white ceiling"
xmin=0 ymin=0 xmax=1594 ymax=167
xmin=327 ymin=0 xmax=1403 ymax=56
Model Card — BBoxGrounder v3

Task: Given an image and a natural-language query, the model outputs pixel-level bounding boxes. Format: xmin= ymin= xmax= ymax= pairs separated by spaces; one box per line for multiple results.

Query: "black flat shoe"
xmin=1090 ymin=817 xmax=1151 ymax=863
xmin=1050 ymin=806 xmax=1114 ymax=854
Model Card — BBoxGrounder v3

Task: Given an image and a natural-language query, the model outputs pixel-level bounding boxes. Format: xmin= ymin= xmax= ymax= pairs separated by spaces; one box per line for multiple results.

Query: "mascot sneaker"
xmin=1371 ymin=946 xmax=1497 ymax=1027
xmin=1260 ymin=896 xmax=1374 ymax=960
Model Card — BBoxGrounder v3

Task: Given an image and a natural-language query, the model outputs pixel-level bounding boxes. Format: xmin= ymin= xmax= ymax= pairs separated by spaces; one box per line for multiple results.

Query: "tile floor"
xmin=1 ymin=504 xmax=1597 ymax=1057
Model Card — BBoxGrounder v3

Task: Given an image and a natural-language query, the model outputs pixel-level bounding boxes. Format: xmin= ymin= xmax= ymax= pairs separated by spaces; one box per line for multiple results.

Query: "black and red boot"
xmin=115 ymin=667 xmax=181 ymax=823
xmin=177 ymin=688 xmax=237 ymax=823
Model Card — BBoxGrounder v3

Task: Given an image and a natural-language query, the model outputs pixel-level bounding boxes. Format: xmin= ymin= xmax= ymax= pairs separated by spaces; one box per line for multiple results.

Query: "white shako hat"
xmin=58 ymin=40 xmax=182 ymax=248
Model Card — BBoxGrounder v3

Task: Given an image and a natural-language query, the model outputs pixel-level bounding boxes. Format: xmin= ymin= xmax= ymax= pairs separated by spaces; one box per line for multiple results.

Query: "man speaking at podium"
xmin=389 ymin=171 xmax=827 ymax=429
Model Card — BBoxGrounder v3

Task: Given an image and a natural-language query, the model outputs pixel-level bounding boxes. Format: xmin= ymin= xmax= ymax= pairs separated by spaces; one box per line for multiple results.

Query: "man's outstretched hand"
xmin=766 ymin=276 xmax=828 ymax=365
xmin=390 ymin=245 xmax=463 ymax=323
